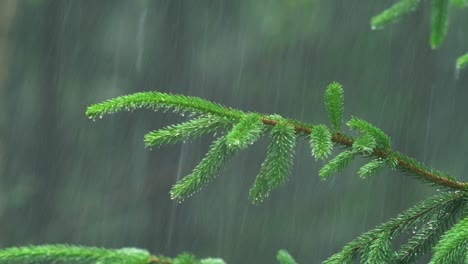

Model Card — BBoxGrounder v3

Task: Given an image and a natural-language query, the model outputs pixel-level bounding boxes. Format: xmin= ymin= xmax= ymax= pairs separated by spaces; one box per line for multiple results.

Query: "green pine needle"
xmin=456 ymin=53 xmax=468 ymax=70
xmin=347 ymin=116 xmax=391 ymax=150
xmin=225 ymin=114 xmax=264 ymax=150
xmin=310 ymin=124 xmax=333 ymax=160
xmin=0 ymin=245 xmax=150 ymax=264
xmin=249 ymin=123 xmax=296 ymax=203
xmin=276 ymin=249 xmax=298 ymax=264
xmin=370 ymin=0 xmax=421 ymax=30
xmin=430 ymin=216 xmax=468 ymax=264
xmin=170 ymin=135 xmax=236 ymax=201
xmin=319 ymin=150 xmax=355 ymax=180
xmin=431 ymin=0 xmax=450 ymax=49
xmin=144 ymin=115 xmax=234 ymax=147
xmin=324 ymin=82 xmax=344 ymax=132
xmin=352 ymin=134 xmax=377 ymax=154
xmin=358 ymin=158 xmax=387 ymax=178
xmin=86 ymin=91 xmax=245 ymax=120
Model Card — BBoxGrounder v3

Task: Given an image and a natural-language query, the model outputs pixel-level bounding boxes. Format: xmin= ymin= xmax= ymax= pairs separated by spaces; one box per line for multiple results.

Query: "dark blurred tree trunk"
xmin=0 ymin=0 xmax=17 ymax=218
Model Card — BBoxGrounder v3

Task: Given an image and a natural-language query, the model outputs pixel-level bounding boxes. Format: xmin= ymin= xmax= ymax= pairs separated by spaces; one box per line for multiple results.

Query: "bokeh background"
xmin=1 ymin=0 xmax=468 ymax=263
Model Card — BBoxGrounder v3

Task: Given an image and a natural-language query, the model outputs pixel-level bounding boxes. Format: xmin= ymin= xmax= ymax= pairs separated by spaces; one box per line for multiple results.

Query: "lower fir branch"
xmin=0 ymin=246 xmax=227 ymax=264
xmin=324 ymin=191 xmax=466 ymax=263
xmin=397 ymin=195 xmax=465 ymax=262
xmin=0 ymin=245 xmax=152 ymax=264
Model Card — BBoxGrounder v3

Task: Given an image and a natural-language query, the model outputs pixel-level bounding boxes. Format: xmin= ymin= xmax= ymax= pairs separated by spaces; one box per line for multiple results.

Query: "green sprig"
xmin=170 ymin=135 xmax=236 ymax=201
xmin=358 ymin=158 xmax=387 ymax=178
xmin=0 ymin=245 xmax=151 ymax=264
xmin=310 ymin=124 xmax=333 ymax=160
xmin=319 ymin=150 xmax=355 ymax=180
xmin=86 ymin=91 xmax=245 ymax=120
xmin=370 ymin=0 xmax=421 ymax=29
xmin=225 ymin=114 xmax=264 ymax=150
xmin=352 ymin=134 xmax=377 ymax=154
xmin=144 ymin=115 xmax=234 ymax=147
xmin=324 ymin=82 xmax=344 ymax=132
xmin=347 ymin=117 xmax=391 ymax=150
xmin=249 ymin=123 xmax=296 ymax=203
xmin=360 ymin=232 xmax=396 ymax=264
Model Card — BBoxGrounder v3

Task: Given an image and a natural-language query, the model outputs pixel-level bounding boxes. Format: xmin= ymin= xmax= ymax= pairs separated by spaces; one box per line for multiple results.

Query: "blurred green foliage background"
xmin=0 ymin=0 xmax=467 ymax=263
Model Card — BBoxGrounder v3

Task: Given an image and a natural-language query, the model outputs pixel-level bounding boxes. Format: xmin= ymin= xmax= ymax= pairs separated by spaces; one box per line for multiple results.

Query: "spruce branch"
xmin=85 ymin=84 xmax=468 ymax=262
xmin=430 ymin=215 xmax=468 ymax=263
xmin=324 ymin=191 xmax=466 ymax=263
xmin=87 ymin=83 xmax=468 ymax=202
xmin=431 ymin=0 xmax=450 ymax=49
xmin=0 ymin=245 xmax=152 ymax=264
xmin=0 ymin=245 xmax=227 ymax=264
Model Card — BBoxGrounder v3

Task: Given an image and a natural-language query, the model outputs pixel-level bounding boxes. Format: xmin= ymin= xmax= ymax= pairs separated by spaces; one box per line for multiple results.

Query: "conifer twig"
xmin=87 ymin=88 xmax=468 ymax=194
xmin=261 ymin=117 xmax=468 ymax=191
xmin=0 ymin=245 xmax=232 ymax=264
xmin=324 ymin=191 xmax=465 ymax=263
xmin=0 ymin=245 xmax=153 ymax=264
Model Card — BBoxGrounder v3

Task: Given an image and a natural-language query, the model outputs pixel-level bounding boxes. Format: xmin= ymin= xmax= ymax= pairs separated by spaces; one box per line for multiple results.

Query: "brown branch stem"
xmin=261 ymin=117 xmax=468 ymax=191
xmin=148 ymin=255 xmax=172 ymax=264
